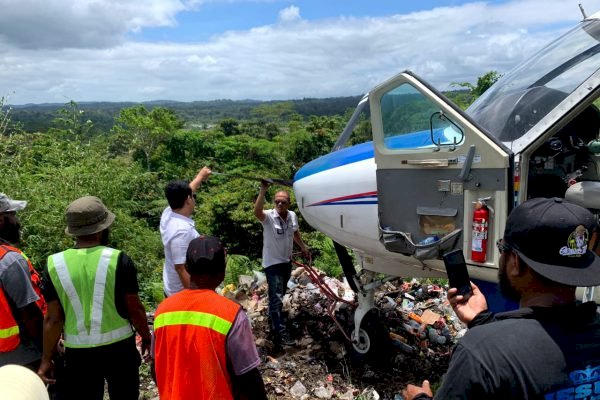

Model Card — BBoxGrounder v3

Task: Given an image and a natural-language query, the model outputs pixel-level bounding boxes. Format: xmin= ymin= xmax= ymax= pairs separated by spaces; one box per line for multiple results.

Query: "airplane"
xmin=293 ymin=10 xmax=600 ymax=355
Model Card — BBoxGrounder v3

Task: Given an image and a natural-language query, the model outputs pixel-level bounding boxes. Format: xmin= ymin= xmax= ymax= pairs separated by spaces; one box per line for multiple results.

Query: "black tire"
xmin=350 ymin=309 xmax=391 ymax=363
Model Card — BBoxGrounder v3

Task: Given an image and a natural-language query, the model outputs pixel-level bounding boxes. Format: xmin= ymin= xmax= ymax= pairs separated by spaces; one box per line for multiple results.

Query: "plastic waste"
xmin=287 ymin=280 xmax=298 ymax=290
xmin=253 ymin=270 xmax=266 ymax=286
xmin=390 ymin=332 xmax=414 ymax=354
xmin=427 ymin=327 xmax=447 ymax=345
xmin=418 ymin=235 xmax=440 ymax=245
xmin=290 ymin=380 xmax=307 ymax=398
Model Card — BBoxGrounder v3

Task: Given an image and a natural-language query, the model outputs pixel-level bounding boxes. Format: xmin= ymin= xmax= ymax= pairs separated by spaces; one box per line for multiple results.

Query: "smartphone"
xmin=442 ymin=249 xmax=472 ymax=297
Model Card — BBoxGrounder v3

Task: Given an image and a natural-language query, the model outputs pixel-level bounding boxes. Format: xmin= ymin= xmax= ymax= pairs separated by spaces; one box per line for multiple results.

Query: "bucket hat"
xmin=65 ymin=196 xmax=115 ymax=236
xmin=0 ymin=193 xmax=27 ymax=213
xmin=504 ymin=197 xmax=600 ymax=286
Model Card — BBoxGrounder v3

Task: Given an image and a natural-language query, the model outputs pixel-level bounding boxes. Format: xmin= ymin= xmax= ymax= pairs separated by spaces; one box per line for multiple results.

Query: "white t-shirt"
xmin=160 ymin=207 xmax=199 ymax=296
xmin=261 ymin=209 xmax=298 ymax=268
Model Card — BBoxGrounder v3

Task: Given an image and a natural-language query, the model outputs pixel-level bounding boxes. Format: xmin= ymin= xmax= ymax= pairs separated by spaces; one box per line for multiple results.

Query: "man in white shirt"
xmin=160 ymin=167 xmax=211 ymax=296
xmin=254 ymin=181 xmax=308 ymax=346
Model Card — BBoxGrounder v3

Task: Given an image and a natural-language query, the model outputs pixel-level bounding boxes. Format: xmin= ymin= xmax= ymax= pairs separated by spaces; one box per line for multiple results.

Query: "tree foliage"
xmin=2 ymin=101 xmax=354 ymax=307
xmin=113 ymin=105 xmax=184 ymax=171
xmin=449 ymin=70 xmax=503 ymax=109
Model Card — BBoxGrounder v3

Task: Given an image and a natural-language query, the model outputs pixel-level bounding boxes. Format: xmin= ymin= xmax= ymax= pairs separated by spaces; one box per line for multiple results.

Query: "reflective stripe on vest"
xmin=154 ymin=311 xmax=233 ymax=335
xmin=49 ymin=247 xmax=133 ymax=347
xmin=0 ymin=288 xmax=19 ymax=352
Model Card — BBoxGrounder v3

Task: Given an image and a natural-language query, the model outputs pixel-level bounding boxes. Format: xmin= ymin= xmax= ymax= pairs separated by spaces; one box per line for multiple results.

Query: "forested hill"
xmin=9 ymin=96 xmax=363 ymax=134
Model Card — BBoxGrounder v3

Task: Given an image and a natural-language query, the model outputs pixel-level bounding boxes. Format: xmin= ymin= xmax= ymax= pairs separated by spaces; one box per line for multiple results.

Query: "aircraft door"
xmin=370 ymin=72 xmax=512 ymax=266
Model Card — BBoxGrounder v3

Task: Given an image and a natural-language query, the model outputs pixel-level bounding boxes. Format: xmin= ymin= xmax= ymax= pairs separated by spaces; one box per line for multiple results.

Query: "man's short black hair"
xmin=186 ymin=236 xmax=226 ymax=277
xmin=165 ymin=180 xmax=191 ymax=209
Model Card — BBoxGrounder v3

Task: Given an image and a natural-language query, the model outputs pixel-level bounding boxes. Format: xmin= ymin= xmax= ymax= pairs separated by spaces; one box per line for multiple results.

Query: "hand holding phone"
xmin=443 ymin=249 xmax=472 ymax=297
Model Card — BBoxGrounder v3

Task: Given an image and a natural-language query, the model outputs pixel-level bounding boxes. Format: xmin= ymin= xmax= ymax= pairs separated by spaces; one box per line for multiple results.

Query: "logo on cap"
xmin=559 ymin=225 xmax=588 ymax=257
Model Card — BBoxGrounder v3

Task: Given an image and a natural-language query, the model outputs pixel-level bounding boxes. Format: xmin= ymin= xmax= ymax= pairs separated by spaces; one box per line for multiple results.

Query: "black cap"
xmin=504 ymin=197 xmax=600 ymax=286
xmin=186 ymin=235 xmax=226 ymax=275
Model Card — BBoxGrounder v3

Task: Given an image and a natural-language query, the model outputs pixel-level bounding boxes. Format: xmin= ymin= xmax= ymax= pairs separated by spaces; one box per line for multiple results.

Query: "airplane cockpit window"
xmin=380 ymin=83 xmax=464 ymax=150
xmin=467 ymin=19 xmax=600 ymax=142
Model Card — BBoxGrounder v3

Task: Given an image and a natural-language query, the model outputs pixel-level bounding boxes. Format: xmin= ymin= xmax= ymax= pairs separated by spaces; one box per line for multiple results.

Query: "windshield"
xmin=467 ymin=19 xmax=600 ymax=142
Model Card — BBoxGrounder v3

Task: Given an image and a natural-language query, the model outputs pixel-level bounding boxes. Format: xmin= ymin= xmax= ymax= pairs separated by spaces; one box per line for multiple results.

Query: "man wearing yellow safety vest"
xmin=37 ymin=196 xmax=152 ymax=400
xmin=153 ymin=235 xmax=267 ymax=400
xmin=0 ymin=193 xmax=44 ymax=369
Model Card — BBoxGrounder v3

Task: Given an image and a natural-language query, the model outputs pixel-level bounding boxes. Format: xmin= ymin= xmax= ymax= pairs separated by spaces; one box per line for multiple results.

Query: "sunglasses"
xmin=274 ymin=200 xmax=289 ymax=205
xmin=190 ymin=193 xmax=197 ymax=201
xmin=496 ymin=239 xmax=512 ymax=254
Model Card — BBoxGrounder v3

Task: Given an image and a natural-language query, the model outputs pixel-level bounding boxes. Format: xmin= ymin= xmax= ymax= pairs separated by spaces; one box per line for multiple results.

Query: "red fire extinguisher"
xmin=471 ymin=199 xmax=490 ymax=263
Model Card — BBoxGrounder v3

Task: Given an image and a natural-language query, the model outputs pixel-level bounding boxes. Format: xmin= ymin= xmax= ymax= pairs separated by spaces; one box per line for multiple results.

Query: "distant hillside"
xmin=9 ymin=96 xmax=363 ymax=134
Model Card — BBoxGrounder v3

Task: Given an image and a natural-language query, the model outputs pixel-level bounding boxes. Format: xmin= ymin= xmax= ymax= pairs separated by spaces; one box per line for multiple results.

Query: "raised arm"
xmin=190 ymin=166 xmax=212 ymax=192
xmin=254 ymin=181 xmax=270 ymax=222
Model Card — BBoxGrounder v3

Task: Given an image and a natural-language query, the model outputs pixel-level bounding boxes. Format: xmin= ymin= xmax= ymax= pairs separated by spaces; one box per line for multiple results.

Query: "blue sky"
xmin=0 ymin=0 xmax=598 ymax=104
xmin=135 ymin=1 xmax=482 ymax=43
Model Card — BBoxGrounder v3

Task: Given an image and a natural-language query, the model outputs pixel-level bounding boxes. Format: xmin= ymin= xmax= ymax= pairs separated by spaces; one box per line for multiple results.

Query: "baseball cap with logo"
xmin=0 ymin=193 xmax=27 ymax=213
xmin=186 ymin=235 xmax=226 ymax=276
xmin=65 ymin=196 xmax=115 ymax=236
xmin=503 ymin=197 xmax=600 ymax=286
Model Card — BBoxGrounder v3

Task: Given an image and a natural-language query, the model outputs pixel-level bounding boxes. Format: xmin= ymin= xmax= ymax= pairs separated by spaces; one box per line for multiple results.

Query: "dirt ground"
xmin=137 ymin=268 xmax=463 ymax=399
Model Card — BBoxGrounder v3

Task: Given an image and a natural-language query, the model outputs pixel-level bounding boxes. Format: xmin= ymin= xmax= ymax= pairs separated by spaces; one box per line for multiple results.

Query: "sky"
xmin=1 ymin=0 xmax=599 ymax=105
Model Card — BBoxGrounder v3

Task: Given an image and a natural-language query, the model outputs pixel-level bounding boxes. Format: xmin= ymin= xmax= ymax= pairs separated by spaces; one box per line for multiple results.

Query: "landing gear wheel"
xmin=352 ymin=327 xmax=371 ymax=354
xmin=350 ymin=310 xmax=390 ymax=361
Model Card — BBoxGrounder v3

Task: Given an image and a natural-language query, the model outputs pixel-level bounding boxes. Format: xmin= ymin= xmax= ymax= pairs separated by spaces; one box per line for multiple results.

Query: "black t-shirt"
xmin=42 ymin=251 xmax=139 ymax=320
xmin=431 ymin=302 xmax=600 ymax=399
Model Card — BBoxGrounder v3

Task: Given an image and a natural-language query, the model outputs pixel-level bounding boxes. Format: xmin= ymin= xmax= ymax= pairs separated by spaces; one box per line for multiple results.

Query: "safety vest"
xmin=0 ymin=244 xmax=46 ymax=352
xmin=154 ymin=289 xmax=241 ymax=400
xmin=0 ymin=287 xmax=19 ymax=353
xmin=47 ymin=246 xmax=134 ymax=348
xmin=0 ymin=245 xmax=46 ymax=315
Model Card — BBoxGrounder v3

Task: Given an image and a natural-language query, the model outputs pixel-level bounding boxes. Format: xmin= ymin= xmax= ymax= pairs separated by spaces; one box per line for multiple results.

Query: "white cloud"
xmin=0 ymin=0 xmax=194 ymax=49
xmin=2 ymin=0 xmax=600 ymax=104
xmin=278 ymin=5 xmax=301 ymax=23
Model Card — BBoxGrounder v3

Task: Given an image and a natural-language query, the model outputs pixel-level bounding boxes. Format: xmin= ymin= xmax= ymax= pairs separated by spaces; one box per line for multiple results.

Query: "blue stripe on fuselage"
xmin=294 ymin=141 xmax=375 ymax=182
xmin=294 ymin=129 xmax=441 ymax=182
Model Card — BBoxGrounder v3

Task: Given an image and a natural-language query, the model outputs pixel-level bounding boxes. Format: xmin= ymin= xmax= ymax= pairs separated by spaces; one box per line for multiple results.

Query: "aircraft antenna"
xmin=579 ymin=3 xmax=588 ymax=19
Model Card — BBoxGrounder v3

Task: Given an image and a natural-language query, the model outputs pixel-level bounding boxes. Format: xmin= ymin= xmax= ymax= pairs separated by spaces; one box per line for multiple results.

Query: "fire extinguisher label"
xmin=472 ymin=221 xmax=488 ymax=240
xmin=472 ymin=239 xmax=483 ymax=252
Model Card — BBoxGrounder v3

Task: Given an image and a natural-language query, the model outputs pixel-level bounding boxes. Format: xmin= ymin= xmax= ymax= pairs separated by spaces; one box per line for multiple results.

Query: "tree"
xmin=218 ymin=118 xmax=241 ymax=136
xmin=49 ymin=100 xmax=94 ymax=141
xmin=450 ymin=71 xmax=503 ymax=109
xmin=113 ymin=105 xmax=183 ymax=171
xmin=250 ymin=102 xmax=296 ymax=123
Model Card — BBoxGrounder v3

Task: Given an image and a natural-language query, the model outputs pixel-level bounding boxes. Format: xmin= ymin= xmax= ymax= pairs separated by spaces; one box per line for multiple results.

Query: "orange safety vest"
xmin=0 ymin=245 xmax=46 ymax=315
xmin=0 ymin=285 xmax=19 ymax=352
xmin=0 ymin=244 xmax=47 ymax=352
xmin=154 ymin=289 xmax=241 ymax=400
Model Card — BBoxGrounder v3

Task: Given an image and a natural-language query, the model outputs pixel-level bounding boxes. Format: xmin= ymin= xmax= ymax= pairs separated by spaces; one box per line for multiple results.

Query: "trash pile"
xmin=139 ymin=266 xmax=467 ymax=399
xmin=231 ymin=266 xmax=466 ymax=399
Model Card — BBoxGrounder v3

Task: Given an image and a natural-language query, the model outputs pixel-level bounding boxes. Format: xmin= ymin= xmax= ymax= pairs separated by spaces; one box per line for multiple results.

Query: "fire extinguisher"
xmin=471 ymin=198 xmax=490 ymax=263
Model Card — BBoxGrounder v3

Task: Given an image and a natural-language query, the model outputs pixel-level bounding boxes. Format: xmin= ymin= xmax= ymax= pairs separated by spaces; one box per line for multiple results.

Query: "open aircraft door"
xmin=370 ymin=71 xmax=513 ymax=280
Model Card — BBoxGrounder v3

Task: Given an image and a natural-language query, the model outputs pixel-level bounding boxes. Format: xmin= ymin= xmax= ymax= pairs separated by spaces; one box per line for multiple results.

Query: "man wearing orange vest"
xmin=153 ymin=235 xmax=267 ymax=400
xmin=0 ymin=193 xmax=44 ymax=370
